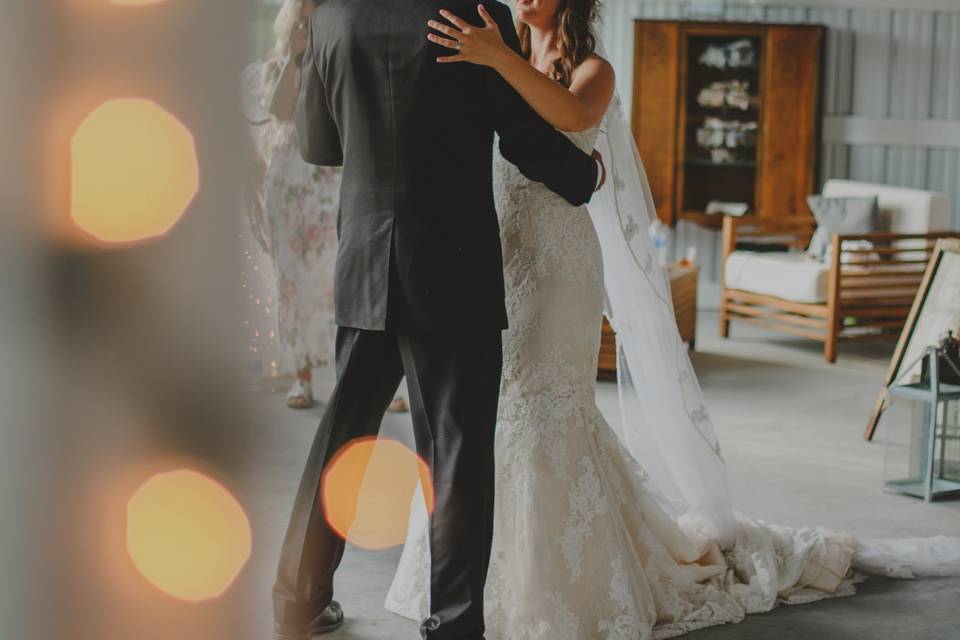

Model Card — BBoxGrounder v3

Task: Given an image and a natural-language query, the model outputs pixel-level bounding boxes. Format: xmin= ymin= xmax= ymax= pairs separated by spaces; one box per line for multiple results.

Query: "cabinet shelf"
xmin=685 ymin=159 xmax=757 ymax=169
xmin=686 ymin=108 xmax=761 ymax=119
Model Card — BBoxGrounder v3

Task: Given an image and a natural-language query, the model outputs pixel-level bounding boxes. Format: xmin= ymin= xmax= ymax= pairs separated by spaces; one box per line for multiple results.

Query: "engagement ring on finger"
xmin=453 ymin=40 xmax=462 ymax=50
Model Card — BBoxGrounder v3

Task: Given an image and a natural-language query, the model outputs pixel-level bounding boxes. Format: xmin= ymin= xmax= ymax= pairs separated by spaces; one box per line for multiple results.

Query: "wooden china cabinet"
xmin=632 ymin=20 xmax=825 ymax=229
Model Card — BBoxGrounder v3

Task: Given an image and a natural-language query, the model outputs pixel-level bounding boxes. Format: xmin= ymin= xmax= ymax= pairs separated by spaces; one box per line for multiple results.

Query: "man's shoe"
xmin=275 ymin=601 xmax=344 ymax=638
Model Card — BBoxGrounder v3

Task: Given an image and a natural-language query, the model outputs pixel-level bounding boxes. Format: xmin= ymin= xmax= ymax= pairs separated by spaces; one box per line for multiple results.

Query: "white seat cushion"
xmin=725 ymin=251 xmax=829 ymax=304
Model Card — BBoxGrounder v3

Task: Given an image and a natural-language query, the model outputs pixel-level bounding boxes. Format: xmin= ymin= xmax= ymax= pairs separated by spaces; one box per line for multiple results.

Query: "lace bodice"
xmin=492 ymin=126 xmax=600 ymax=227
xmin=492 ymin=125 xmax=604 ymax=403
xmin=568 ymin=126 xmax=603 ymax=152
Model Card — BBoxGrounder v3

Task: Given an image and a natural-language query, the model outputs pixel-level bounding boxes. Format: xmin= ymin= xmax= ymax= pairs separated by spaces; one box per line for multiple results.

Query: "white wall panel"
xmin=723 ymin=5 xmax=767 ymax=20
xmin=811 ymin=7 xmax=855 ymax=181
xmin=885 ymin=11 xmax=936 ymax=188
xmin=763 ymin=6 xmax=811 ymax=21
xmin=930 ymin=13 xmax=960 ymax=221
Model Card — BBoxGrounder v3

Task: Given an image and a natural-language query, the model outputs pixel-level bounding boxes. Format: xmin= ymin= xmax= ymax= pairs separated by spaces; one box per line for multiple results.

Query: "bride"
xmin=386 ymin=1 xmax=960 ymax=638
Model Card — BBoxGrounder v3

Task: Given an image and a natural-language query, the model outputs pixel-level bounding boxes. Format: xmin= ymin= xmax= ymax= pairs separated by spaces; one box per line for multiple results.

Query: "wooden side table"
xmin=598 ymin=262 xmax=699 ymax=379
xmin=669 ymin=262 xmax=699 ymax=349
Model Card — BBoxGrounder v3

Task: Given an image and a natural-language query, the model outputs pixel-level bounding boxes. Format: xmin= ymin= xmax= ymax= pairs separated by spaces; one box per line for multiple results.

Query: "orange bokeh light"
xmin=109 ymin=0 xmax=168 ymax=5
xmin=322 ymin=438 xmax=434 ymax=550
xmin=126 ymin=469 xmax=251 ymax=602
xmin=70 ymin=98 xmax=198 ymax=245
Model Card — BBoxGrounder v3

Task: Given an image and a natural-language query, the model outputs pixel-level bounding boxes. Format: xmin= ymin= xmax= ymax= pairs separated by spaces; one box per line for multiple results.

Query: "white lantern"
xmin=884 ymin=347 xmax=960 ymax=502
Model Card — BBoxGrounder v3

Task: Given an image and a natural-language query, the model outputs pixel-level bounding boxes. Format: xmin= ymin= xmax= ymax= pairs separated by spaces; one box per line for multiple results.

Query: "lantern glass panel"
xmin=942 ymin=402 xmax=960 ymax=483
xmin=883 ymin=393 xmax=960 ymax=500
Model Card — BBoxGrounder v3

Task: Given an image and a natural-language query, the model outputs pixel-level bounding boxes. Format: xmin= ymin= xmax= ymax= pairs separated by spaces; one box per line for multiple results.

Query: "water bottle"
xmin=648 ymin=220 xmax=670 ymax=265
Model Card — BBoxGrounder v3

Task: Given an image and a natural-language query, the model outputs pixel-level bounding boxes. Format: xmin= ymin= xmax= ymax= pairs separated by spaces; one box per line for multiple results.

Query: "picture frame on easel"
xmin=866 ymin=238 xmax=960 ymax=440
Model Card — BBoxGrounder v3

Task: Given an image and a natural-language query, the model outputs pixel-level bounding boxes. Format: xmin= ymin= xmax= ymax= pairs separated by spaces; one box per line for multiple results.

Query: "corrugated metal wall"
xmin=598 ymin=1 xmax=960 ymax=305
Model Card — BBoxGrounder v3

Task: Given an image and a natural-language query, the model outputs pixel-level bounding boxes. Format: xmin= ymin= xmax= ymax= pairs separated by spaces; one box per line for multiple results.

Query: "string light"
xmin=238 ymin=225 xmax=280 ymax=379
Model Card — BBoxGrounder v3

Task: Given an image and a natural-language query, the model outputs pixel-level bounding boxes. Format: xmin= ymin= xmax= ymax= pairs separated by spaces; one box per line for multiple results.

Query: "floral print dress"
xmin=248 ymin=58 xmax=341 ymax=375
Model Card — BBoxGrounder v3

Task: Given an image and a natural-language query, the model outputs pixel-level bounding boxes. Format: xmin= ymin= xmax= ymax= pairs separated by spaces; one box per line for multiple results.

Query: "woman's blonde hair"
xmin=270 ymin=0 xmax=308 ymax=61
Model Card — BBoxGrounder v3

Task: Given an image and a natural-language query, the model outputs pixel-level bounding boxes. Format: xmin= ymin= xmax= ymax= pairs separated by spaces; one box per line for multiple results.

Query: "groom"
xmin=273 ymin=1 xmax=602 ymax=638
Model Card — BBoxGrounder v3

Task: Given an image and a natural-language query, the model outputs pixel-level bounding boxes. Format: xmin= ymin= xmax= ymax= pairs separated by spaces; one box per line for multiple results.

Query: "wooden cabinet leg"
xmin=719 ymin=297 xmax=730 ymax=338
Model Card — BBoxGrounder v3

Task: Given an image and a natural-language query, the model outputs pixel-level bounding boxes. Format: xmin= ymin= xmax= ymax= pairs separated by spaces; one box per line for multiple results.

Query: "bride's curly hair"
xmin=518 ymin=0 xmax=602 ymax=88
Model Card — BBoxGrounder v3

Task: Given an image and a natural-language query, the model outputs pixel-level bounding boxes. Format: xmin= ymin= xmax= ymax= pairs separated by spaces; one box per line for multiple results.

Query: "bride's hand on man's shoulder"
xmin=427 ymin=5 xmax=512 ymax=69
xmin=290 ymin=19 xmax=310 ymax=58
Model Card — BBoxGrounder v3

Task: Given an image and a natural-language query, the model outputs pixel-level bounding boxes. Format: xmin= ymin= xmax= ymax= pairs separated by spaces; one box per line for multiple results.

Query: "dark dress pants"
xmin=273 ymin=323 xmax=502 ymax=640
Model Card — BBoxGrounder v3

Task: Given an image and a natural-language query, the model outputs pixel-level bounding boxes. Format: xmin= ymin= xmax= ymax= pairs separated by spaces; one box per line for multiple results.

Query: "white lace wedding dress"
xmin=383 ymin=127 xmax=863 ymax=639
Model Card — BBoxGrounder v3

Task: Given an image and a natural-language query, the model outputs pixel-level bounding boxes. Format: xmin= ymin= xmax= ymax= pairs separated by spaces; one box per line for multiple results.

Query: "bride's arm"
xmin=268 ymin=20 xmax=311 ymax=121
xmin=428 ymin=6 xmax=614 ymax=132
xmin=268 ymin=57 xmax=301 ymax=121
xmin=497 ymin=52 xmax=614 ymax=133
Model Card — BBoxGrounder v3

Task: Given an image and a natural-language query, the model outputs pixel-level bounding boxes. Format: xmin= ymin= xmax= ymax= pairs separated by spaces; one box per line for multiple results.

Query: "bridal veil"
xmin=587 ymin=42 xmax=738 ymax=547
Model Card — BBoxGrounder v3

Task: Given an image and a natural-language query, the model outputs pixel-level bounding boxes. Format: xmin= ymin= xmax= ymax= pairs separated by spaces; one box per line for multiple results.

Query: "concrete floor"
xmin=240 ymin=311 xmax=960 ymax=639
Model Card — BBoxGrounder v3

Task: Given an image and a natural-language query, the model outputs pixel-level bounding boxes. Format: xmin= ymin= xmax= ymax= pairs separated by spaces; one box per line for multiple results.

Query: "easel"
xmin=867 ymin=239 xmax=960 ymax=440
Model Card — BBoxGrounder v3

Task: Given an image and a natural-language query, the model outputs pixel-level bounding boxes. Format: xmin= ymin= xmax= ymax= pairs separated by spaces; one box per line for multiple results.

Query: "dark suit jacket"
xmin=298 ymin=0 xmax=599 ymax=331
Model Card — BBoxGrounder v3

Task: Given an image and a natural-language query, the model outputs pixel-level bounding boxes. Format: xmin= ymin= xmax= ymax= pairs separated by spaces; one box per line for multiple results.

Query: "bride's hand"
xmin=427 ymin=5 xmax=512 ymax=68
xmin=290 ymin=20 xmax=310 ymax=59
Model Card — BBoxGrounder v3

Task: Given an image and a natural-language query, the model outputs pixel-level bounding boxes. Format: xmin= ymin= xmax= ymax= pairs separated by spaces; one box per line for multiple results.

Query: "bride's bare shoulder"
xmin=570 ymin=54 xmax=615 ymax=102
xmin=573 ymin=54 xmax=616 ymax=86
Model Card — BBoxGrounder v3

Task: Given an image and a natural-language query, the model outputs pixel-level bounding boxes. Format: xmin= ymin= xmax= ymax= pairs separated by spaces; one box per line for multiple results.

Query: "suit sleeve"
xmin=484 ymin=2 xmax=598 ymax=206
xmin=296 ymin=21 xmax=343 ymax=167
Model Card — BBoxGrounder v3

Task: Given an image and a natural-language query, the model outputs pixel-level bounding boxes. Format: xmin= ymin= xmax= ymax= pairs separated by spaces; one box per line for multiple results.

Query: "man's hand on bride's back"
xmin=427 ymin=5 xmax=514 ymax=69
xmin=592 ymin=149 xmax=606 ymax=191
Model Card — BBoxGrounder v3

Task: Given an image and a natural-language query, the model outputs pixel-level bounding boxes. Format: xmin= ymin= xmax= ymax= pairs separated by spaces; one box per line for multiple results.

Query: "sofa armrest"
xmin=721 ymin=216 xmax=816 ymax=262
xmin=832 ymin=231 xmax=960 ymax=263
xmin=828 ymin=231 xmax=960 ymax=311
xmin=834 ymin=231 xmax=960 ymax=244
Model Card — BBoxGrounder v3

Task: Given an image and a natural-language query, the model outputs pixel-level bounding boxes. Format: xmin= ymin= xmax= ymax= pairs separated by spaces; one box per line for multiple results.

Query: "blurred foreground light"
xmin=109 ymin=0 xmax=168 ymax=6
xmin=70 ymin=98 xmax=198 ymax=245
xmin=323 ymin=438 xmax=434 ymax=550
xmin=126 ymin=469 xmax=251 ymax=602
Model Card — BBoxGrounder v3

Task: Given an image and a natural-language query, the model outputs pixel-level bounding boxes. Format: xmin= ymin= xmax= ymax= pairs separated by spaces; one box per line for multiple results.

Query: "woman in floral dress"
xmin=247 ymin=0 xmax=408 ymax=411
xmin=246 ymin=0 xmax=338 ymax=408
